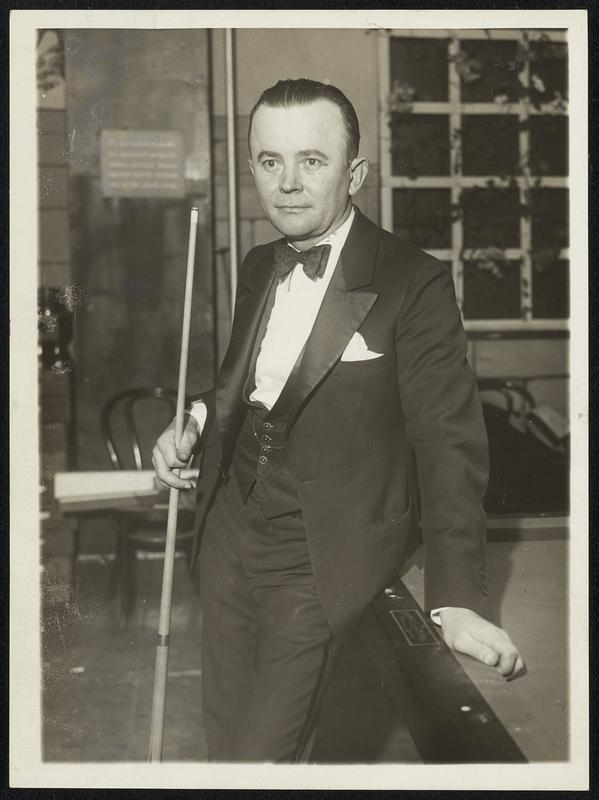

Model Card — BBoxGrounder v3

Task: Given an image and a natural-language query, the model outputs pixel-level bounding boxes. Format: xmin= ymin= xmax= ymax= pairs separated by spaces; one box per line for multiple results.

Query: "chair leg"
xmin=106 ymin=521 xmax=125 ymax=603
xmin=108 ymin=521 xmax=137 ymax=628
xmin=70 ymin=526 xmax=81 ymax=594
xmin=119 ymin=535 xmax=137 ymax=627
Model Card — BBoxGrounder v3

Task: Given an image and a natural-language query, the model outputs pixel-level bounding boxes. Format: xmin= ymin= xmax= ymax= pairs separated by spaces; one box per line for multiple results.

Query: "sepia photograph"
xmin=9 ymin=8 xmax=588 ymax=791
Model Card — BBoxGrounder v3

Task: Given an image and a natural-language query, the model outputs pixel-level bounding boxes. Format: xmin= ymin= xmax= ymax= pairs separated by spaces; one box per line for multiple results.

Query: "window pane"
xmin=393 ymin=188 xmax=451 ymax=248
xmin=391 ymin=114 xmax=450 ymax=176
xmin=459 ymin=40 xmax=524 ymax=103
xmin=461 ymin=115 xmax=520 ymax=176
xmin=529 ymin=40 xmax=568 ymax=103
xmin=532 ymin=258 xmax=569 ymax=319
xmin=390 ymin=37 xmax=449 ymax=102
xmin=463 ymin=259 xmax=521 ymax=319
xmin=530 ymin=188 xmax=569 ymax=250
xmin=529 ymin=116 xmax=568 ymax=176
xmin=462 ymin=188 xmax=521 ymax=248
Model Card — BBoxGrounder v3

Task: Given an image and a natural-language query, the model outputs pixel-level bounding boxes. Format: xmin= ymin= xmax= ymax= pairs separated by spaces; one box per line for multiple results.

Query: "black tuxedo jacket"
xmin=193 ymin=207 xmax=492 ymax=643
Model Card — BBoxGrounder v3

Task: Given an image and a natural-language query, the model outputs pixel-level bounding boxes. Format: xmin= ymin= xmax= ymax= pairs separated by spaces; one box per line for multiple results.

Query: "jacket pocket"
xmin=332 ymin=352 xmax=392 ymax=377
xmin=369 ymin=503 xmax=412 ymax=556
xmin=370 ymin=501 xmax=412 ymax=533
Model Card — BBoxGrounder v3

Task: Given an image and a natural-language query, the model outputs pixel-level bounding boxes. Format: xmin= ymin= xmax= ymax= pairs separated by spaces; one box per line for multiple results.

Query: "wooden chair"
xmin=478 ymin=378 xmax=569 ymax=515
xmin=100 ymin=386 xmax=199 ymax=625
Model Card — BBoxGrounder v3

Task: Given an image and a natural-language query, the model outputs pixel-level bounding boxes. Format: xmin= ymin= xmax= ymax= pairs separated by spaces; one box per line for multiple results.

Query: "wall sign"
xmin=100 ymin=129 xmax=185 ymax=199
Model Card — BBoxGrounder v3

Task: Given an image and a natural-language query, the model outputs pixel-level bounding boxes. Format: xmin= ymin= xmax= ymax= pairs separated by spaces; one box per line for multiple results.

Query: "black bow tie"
xmin=274 ymin=242 xmax=332 ymax=282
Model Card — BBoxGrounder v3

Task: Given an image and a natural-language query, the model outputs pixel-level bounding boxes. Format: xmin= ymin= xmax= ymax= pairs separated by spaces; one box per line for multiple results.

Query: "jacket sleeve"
xmin=394 ymin=256 xmax=493 ymax=620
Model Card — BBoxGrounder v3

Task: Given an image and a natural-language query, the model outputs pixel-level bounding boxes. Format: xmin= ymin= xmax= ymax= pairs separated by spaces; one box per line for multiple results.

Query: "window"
xmin=378 ymin=29 xmax=569 ymax=331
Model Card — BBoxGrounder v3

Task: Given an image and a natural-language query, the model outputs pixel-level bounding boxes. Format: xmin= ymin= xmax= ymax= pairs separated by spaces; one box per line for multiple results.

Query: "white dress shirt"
xmin=249 ymin=206 xmax=355 ymax=409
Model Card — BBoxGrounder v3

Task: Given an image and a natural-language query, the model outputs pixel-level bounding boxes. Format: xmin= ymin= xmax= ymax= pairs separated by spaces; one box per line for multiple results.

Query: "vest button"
xmin=263 ymin=422 xmax=272 ymax=430
xmin=261 ymin=446 xmax=268 ymax=452
xmin=259 ymin=455 xmax=267 ymax=464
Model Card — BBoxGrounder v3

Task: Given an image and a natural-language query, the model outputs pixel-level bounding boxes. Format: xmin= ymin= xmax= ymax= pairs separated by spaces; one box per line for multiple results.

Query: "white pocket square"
xmin=340 ymin=332 xmax=384 ymax=362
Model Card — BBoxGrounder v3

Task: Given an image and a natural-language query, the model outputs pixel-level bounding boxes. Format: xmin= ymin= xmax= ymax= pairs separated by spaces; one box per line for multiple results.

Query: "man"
xmin=153 ymin=79 xmax=524 ymax=762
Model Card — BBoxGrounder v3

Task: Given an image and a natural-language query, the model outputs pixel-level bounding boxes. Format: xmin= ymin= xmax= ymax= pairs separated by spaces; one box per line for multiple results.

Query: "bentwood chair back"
xmin=100 ymin=386 xmax=198 ymax=625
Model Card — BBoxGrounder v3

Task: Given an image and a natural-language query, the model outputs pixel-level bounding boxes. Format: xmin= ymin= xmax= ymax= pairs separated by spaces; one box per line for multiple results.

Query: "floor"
xmin=41 ymin=554 xmax=421 ymax=763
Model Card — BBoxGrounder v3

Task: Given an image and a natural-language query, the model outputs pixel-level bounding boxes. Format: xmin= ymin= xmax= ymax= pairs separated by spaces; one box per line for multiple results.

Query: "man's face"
xmin=248 ymin=99 xmax=368 ymax=249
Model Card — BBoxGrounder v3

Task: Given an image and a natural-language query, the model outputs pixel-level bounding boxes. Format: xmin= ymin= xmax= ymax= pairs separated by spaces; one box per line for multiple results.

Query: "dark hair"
xmin=248 ymin=78 xmax=360 ymax=160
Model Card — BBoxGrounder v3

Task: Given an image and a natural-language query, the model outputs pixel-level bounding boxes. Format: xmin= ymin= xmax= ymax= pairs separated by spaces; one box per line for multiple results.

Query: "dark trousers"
xmin=199 ymin=477 xmax=342 ymax=762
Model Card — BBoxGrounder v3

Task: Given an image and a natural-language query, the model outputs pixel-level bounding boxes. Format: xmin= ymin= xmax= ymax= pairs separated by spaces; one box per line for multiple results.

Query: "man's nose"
xmin=278 ymin=164 xmax=302 ymax=193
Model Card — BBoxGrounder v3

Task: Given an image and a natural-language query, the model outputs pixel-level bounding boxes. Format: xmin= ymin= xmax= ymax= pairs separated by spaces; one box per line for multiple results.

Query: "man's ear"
xmin=348 ymin=157 xmax=369 ymax=196
xmin=248 ymin=158 xmax=255 ymax=177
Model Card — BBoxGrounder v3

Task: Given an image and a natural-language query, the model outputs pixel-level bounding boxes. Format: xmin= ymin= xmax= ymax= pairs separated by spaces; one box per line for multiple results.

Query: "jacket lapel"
xmin=271 ymin=208 xmax=380 ymax=421
xmin=216 ymin=244 xmax=278 ymax=461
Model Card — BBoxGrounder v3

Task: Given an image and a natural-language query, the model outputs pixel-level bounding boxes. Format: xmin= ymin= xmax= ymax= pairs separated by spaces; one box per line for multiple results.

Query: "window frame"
xmin=377 ymin=28 xmax=569 ymax=332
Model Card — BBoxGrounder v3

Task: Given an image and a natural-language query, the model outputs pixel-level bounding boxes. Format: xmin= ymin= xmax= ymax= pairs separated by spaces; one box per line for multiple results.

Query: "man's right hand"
xmin=152 ymin=414 xmax=200 ymax=490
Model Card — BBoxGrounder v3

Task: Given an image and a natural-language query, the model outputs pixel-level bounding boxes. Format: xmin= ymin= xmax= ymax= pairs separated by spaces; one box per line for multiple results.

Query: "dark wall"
xmin=64 ymin=29 xmax=214 ymax=473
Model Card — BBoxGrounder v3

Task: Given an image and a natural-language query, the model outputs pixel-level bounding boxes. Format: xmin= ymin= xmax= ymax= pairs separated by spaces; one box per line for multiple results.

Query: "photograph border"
xmin=9 ymin=7 xmax=589 ymax=791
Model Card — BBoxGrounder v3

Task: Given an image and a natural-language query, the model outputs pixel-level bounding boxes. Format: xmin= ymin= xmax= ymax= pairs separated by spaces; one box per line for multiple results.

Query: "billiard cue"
xmin=225 ymin=27 xmax=239 ymax=319
xmin=148 ymin=206 xmax=199 ymax=762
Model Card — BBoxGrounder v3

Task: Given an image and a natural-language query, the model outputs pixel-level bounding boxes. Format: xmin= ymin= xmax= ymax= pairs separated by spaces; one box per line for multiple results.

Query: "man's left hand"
xmin=439 ymin=607 xmax=525 ymax=679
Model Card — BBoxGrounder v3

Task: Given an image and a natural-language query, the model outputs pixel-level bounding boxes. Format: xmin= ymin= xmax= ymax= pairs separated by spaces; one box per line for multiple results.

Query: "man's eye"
xmin=262 ymin=159 xmax=279 ymax=172
xmin=302 ymin=158 xmax=323 ymax=172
